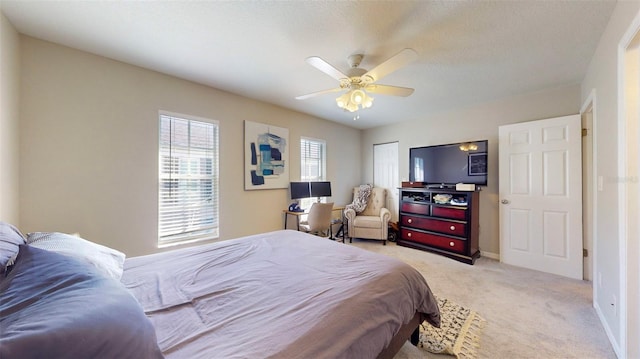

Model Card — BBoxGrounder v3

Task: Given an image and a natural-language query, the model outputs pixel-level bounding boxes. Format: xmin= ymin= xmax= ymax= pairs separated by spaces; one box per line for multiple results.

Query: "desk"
xmin=283 ymin=206 xmax=345 ymax=241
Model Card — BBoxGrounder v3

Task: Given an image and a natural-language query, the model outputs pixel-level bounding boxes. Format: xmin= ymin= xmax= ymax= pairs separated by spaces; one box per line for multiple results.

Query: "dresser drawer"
xmin=432 ymin=206 xmax=466 ymax=220
xmin=400 ymin=229 xmax=465 ymax=254
xmin=401 ymin=202 xmax=430 ymax=215
xmin=401 ymin=216 xmax=466 ymax=236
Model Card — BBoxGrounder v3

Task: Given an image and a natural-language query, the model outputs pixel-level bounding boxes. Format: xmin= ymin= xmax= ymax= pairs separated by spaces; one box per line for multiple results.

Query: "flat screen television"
xmin=409 ymin=140 xmax=488 ymax=187
xmin=290 ymin=182 xmax=311 ymax=199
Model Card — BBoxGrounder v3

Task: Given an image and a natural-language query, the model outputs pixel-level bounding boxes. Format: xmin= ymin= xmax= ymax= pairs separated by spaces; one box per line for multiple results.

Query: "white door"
xmin=374 ymin=142 xmax=399 ymax=222
xmin=499 ymin=114 xmax=583 ymax=279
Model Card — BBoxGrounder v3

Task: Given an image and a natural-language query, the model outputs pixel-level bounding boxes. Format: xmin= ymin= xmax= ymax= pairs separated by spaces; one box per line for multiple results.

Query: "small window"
xmin=158 ymin=112 xmax=219 ymax=247
xmin=299 ymin=137 xmax=327 ymax=209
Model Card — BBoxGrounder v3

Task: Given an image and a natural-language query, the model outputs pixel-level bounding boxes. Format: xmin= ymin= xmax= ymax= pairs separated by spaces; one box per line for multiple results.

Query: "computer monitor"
xmin=290 ymin=182 xmax=311 ymax=200
xmin=310 ymin=181 xmax=332 ymax=199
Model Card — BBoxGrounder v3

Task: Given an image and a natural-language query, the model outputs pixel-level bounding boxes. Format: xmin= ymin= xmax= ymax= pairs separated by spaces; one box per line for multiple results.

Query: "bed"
xmin=1 ymin=224 xmax=440 ymax=358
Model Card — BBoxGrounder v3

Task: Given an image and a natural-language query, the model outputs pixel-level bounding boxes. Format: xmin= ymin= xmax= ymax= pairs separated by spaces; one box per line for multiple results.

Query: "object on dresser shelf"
xmin=402 ymin=181 xmax=424 ymax=188
xmin=433 ymin=194 xmax=452 ymax=204
xmin=409 ymin=194 xmax=426 ymax=202
xmin=455 ymin=183 xmax=476 ymax=191
xmin=450 ymin=197 xmax=468 ymax=206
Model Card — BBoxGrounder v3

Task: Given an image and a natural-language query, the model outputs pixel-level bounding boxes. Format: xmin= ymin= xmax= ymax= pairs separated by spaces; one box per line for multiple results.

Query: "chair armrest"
xmin=344 ymin=208 xmax=356 ymax=222
xmin=379 ymin=208 xmax=391 ymax=224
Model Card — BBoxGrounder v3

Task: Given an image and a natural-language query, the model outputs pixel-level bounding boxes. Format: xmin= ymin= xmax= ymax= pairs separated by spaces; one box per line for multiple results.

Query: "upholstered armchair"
xmin=344 ymin=187 xmax=391 ymax=245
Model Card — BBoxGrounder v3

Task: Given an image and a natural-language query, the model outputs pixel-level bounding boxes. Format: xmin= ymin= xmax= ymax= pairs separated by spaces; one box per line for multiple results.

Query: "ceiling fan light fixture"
xmin=351 ymin=89 xmax=365 ymax=104
xmin=299 ymin=48 xmax=418 ymax=117
xmin=362 ymin=96 xmax=373 ymax=108
xmin=336 ymin=89 xmax=373 ymax=112
xmin=336 ymin=92 xmax=350 ymax=108
xmin=346 ymin=101 xmax=358 ymax=112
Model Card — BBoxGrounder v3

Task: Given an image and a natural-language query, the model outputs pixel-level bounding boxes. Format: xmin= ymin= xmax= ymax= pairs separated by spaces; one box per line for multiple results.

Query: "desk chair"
xmin=299 ymin=202 xmax=334 ymax=237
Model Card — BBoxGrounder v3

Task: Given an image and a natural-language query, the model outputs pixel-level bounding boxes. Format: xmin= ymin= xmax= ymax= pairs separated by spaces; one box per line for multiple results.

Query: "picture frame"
xmin=468 ymin=152 xmax=487 ymax=176
xmin=244 ymin=120 xmax=289 ymax=190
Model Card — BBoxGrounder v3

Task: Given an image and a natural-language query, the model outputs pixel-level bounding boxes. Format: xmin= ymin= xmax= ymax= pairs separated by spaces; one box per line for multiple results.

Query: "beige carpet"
xmin=347 ymin=239 xmax=616 ymax=359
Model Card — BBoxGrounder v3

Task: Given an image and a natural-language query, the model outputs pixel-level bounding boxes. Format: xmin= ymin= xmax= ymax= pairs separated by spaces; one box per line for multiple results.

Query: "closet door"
xmin=374 ymin=142 xmax=399 ymax=222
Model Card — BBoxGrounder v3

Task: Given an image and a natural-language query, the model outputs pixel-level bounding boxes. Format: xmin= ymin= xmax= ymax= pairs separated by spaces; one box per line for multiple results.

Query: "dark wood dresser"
xmin=397 ymin=187 xmax=480 ymax=264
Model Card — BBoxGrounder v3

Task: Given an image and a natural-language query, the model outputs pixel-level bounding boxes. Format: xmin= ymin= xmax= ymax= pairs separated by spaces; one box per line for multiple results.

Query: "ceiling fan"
xmin=295 ymin=48 xmax=418 ymax=113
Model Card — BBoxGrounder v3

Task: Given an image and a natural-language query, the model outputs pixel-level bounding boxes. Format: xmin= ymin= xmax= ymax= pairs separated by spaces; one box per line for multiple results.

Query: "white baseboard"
xmin=480 ymin=251 xmax=499 ymax=260
xmin=594 ymin=301 xmax=622 ymax=358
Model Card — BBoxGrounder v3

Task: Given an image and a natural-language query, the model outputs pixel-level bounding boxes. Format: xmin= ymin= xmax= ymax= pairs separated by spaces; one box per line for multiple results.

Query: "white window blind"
xmin=300 ymin=137 xmax=326 ymax=209
xmin=158 ymin=113 xmax=219 ymax=246
xmin=300 ymin=137 xmax=326 ymax=181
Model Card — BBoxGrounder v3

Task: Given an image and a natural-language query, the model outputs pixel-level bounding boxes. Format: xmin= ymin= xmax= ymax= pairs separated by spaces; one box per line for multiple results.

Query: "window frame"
xmin=158 ymin=111 xmax=219 ymax=247
xmin=299 ymin=137 xmax=327 ymax=209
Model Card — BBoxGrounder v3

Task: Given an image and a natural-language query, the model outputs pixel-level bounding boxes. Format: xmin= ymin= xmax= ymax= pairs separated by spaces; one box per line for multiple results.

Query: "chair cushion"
xmin=361 ymin=187 xmax=386 ymax=216
xmin=353 ymin=216 xmax=383 ymax=229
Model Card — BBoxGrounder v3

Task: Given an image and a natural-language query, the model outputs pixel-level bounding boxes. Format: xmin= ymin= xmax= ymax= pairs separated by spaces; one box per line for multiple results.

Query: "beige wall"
xmin=581 ymin=2 xmax=640 ymax=356
xmin=0 ymin=13 xmax=20 ymax=223
xmin=361 ymin=84 xmax=581 ymax=256
xmin=18 ymin=36 xmax=361 ymax=257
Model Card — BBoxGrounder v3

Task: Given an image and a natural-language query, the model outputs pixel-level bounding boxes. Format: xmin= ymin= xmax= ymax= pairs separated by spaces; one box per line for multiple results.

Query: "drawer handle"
xmin=407 ymin=218 xmax=413 ymax=224
xmin=450 ymin=225 xmax=455 ymax=231
xmin=407 ymin=232 xmax=412 ymax=237
xmin=449 ymin=241 xmax=455 ymax=247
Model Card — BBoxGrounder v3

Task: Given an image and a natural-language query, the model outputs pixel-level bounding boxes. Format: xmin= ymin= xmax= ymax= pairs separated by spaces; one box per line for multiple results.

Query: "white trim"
xmin=580 ymin=90 xmax=598 ymax=305
xmin=618 ymin=10 xmax=640 ymax=359
xmin=300 ymin=135 xmax=327 ymax=145
xmin=582 ymin=91 xmax=620 ymax=355
xmin=159 ymin=109 xmax=220 ymax=126
xmin=480 ymin=251 xmax=499 ymax=260
xmin=616 ymin=42 xmax=627 ymax=359
xmin=595 ymin=301 xmax=622 ymax=358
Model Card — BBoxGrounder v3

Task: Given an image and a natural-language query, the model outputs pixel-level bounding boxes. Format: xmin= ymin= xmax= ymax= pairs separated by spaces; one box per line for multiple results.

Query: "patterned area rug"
xmin=419 ymin=297 xmax=486 ymax=359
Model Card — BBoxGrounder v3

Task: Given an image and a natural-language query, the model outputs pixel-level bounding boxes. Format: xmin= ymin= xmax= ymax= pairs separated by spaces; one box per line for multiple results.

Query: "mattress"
xmin=121 ymin=230 xmax=440 ymax=358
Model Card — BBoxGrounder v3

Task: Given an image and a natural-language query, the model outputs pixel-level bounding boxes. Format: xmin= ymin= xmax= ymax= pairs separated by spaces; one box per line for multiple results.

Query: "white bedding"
xmin=121 ymin=230 xmax=440 ymax=358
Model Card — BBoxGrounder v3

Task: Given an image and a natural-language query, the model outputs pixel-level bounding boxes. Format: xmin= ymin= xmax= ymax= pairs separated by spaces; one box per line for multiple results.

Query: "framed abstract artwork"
xmin=244 ymin=120 xmax=289 ymax=190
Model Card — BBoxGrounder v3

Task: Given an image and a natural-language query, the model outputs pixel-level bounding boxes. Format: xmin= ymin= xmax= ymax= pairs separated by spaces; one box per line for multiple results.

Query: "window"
xmin=300 ymin=137 xmax=326 ymax=181
xmin=300 ymin=137 xmax=326 ymax=208
xmin=158 ymin=112 xmax=219 ymax=246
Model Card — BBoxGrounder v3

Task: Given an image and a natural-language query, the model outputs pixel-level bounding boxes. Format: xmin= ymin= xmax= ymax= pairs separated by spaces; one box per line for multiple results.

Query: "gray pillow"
xmin=27 ymin=232 xmax=126 ymax=280
xmin=0 ymin=222 xmax=26 ymax=273
xmin=0 ymin=245 xmax=164 ymax=358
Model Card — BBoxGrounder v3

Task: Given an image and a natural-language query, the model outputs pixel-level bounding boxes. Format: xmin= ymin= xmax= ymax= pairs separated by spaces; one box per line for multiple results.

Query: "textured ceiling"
xmin=0 ymin=1 xmax=616 ymax=129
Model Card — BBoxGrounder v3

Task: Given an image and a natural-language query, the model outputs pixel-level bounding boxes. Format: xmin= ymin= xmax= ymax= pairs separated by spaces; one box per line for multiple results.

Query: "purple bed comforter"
xmin=121 ymin=230 xmax=440 ymax=359
xmin=0 ymin=245 xmax=163 ymax=358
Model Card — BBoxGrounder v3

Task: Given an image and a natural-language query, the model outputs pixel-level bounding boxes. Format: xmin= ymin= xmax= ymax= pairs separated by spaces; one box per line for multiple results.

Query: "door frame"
xmin=580 ymin=90 xmax=598 ymax=288
xmin=617 ymin=11 xmax=640 ymax=358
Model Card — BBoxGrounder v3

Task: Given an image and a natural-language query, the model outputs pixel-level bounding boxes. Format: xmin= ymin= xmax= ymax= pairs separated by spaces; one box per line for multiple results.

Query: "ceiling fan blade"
xmin=363 ymin=48 xmax=418 ymax=83
xmin=365 ymin=84 xmax=415 ymax=97
xmin=305 ymin=56 xmax=349 ymax=81
xmin=295 ymin=87 xmax=344 ymax=100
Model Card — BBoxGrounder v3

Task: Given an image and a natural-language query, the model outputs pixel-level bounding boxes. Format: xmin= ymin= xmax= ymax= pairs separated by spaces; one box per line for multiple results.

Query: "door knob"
xmin=501 ymin=199 xmax=510 ymax=204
